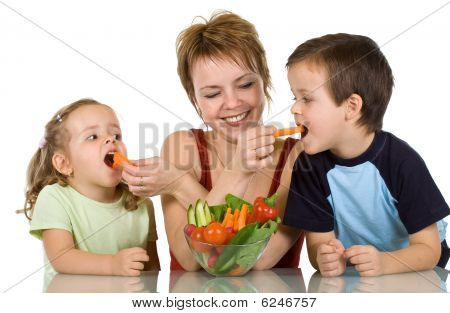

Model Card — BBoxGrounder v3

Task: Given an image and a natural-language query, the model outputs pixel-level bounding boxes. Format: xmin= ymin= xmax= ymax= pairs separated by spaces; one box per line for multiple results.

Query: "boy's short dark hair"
xmin=286 ymin=33 xmax=394 ymax=133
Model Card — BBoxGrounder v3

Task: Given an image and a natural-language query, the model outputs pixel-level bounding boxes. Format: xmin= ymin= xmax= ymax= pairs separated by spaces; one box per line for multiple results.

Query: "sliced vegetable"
xmin=225 ymin=194 xmax=252 ymax=212
xmin=195 ymin=200 xmax=207 ymax=227
xmin=187 ymin=204 xmax=196 ymax=226
xmin=204 ymin=201 xmax=212 ymax=225
xmin=232 ymin=208 xmax=240 ymax=232
xmin=273 ymin=126 xmax=304 ymax=138
xmin=105 ymin=151 xmax=131 ymax=169
xmin=221 ymin=208 xmax=232 ymax=227
xmin=238 ymin=204 xmax=248 ymax=231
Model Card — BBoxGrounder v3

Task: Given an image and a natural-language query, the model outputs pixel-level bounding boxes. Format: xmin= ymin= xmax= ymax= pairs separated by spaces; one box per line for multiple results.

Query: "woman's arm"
xmin=42 ymin=229 xmax=149 ymax=276
xmin=161 ymin=193 xmax=201 ymax=271
xmin=158 ymin=129 xmax=276 ymax=270
xmin=161 ymin=129 xmax=274 ymax=208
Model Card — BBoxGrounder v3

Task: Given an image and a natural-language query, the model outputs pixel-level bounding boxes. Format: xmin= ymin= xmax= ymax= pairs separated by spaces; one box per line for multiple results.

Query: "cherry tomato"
xmin=190 ymin=226 xmax=209 ymax=252
xmin=185 ymin=224 xmax=196 ymax=237
xmin=207 ymin=254 xmax=218 ymax=268
xmin=190 ymin=226 xmax=205 ymax=241
xmin=225 ymin=227 xmax=236 ymax=244
xmin=203 ymin=222 xmax=227 ymax=245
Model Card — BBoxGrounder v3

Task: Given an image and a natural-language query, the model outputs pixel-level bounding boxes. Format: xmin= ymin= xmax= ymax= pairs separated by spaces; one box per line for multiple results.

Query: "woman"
xmin=122 ymin=11 xmax=304 ymax=271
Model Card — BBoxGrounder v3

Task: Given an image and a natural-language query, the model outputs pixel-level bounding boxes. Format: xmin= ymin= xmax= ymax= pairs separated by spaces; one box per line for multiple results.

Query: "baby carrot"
xmin=273 ymin=126 xmax=305 ymax=138
xmin=112 ymin=152 xmax=131 ymax=169
xmin=221 ymin=208 xmax=232 ymax=227
xmin=233 ymin=209 xmax=241 ymax=232
xmin=238 ymin=204 xmax=248 ymax=230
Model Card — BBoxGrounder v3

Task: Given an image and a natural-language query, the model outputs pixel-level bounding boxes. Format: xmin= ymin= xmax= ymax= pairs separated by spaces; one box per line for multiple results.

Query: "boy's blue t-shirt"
xmin=283 ymin=130 xmax=449 ymax=251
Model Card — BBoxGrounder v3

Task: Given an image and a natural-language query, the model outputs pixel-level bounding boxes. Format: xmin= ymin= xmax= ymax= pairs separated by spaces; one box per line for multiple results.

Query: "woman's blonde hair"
xmin=176 ymin=11 xmax=272 ymax=114
xmin=23 ymin=98 xmax=140 ymax=220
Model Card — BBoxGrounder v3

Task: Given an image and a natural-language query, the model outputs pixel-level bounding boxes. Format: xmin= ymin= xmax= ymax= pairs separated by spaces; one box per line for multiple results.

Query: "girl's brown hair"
xmin=176 ymin=11 xmax=272 ymax=114
xmin=23 ymin=98 xmax=140 ymax=220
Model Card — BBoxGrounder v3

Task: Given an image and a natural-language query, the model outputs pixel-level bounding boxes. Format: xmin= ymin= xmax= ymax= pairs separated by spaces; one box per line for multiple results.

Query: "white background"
xmin=0 ymin=0 xmax=449 ymax=299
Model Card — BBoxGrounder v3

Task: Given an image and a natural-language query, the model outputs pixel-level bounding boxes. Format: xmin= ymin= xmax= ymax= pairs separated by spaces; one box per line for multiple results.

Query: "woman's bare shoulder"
xmin=161 ymin=130 xmax=199 ymax=171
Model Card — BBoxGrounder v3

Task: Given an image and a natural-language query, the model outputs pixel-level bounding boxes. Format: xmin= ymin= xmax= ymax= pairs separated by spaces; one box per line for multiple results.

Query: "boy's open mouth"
xmin=104 ymin=152 xmax=115 ymax=168
xmin=299 ymin=124 xmax=309 ymax=139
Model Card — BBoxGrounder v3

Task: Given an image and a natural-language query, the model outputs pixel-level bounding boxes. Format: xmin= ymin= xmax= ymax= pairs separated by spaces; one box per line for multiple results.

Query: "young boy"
xmin=283 ymin=33 xmax=449 ymax=277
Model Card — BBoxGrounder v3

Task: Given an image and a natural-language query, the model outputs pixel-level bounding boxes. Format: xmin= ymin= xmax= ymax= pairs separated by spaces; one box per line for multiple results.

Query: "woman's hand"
xmin=121 ymin=157 xmax=187 ymax=197
xmin=230 ymin=125 xmax=276 ymax=173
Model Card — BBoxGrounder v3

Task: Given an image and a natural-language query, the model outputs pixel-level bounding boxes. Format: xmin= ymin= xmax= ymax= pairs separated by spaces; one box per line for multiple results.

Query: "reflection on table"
xmin=169 ymin=268 xmax=306 ymax=293
xmin=46 ymin=271 xmax=159 ymax=293
xmin=44 ymin=266 xmax=448 ymax=293
xmin=308 ymin=266 xmax=448 ymax=293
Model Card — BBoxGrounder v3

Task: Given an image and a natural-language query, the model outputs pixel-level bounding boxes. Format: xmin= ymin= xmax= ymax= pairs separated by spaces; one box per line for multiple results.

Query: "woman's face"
xmin=191 ymin=57 xmax=265 ymax=143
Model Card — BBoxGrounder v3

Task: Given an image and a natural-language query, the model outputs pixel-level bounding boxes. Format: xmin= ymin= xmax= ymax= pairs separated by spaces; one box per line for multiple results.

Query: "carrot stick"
xmin=238 ymin=204 xmax=248 ymax=230
xmin=233 ymin=209 xmax=240 ymax=232
xmin=226 ymin=217 xmax=234 ymax=229
xmin=273 ymin=126 xmax=305 ymax=138
xmin=221 ymin=208 xmax=232 ymax=227
xmin=112 ymin=152 xmax=131 ymax=169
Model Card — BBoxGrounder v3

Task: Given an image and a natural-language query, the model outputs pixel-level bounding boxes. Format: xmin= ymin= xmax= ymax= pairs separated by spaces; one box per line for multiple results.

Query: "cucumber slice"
xmin=204 ymin=201 xmax=212 ymax=225
xmin=195 ymin=200 xmax=207 ymax=227
xmin=187 ymin=204 xmax=196 ymax=226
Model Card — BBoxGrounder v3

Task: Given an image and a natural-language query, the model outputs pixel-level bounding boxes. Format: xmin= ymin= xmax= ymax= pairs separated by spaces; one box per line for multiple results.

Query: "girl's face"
xmin=64 ymin=105 xmax=127 ymax=188
xmin=191 ymin=57 xmax=265 ymax=143
xmin=288 ymin=61 xmax=347 ymax=155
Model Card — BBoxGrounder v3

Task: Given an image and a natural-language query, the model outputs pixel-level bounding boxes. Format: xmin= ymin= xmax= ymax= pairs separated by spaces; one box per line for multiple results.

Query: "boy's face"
xmin=288 ymin=61 xmax=347 ymax=155
xmin=64 ymin=104 xmax=127 ymax=188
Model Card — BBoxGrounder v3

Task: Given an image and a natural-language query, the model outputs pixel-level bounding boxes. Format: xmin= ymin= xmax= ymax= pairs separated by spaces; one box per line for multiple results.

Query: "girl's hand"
xmin=344 ymin=245 xmax=384 ymax=276
xmin=231 ymin=125 xmax=276 ymax=173
xmin=317 ymin=239 xmax=346 ymax=277
xmin=121 ymin=157 xmax=186 ymax=197
xmin=111 ymin=247 xmax=150 ymax=276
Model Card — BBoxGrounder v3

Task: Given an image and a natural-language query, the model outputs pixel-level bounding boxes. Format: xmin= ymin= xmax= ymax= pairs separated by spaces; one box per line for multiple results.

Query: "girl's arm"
xmin=42 ymin=229 xmax=149 ymax=276
xmin=253 ymin=141 xmax=303 ymax=270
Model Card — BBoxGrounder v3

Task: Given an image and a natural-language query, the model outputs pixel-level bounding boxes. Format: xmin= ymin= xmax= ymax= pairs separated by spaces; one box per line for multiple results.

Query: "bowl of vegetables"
xmin=184 ymin=193 xmax=280 ymax=276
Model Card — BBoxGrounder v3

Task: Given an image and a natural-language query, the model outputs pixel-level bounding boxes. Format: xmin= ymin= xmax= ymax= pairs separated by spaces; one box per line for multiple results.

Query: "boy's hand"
xmin=111 ymin=247 xmax=150 ymax=276
xmin=344 ymin=245 xmax=384 ymax=277
xmin=317 ymin=239 xmax=346 ymax=277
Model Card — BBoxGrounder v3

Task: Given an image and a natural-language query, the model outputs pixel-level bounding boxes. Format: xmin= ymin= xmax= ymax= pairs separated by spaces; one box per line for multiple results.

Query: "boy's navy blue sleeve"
xmin=394 ymin=152 xmax=450 ymax=234
xmin=283 ymin=152 xmax=335 ymax=232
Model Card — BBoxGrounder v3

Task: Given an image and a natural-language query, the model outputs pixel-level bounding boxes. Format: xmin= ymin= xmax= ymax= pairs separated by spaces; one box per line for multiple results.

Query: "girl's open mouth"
xmin=104 ymin=152 xmax=115 ymax=168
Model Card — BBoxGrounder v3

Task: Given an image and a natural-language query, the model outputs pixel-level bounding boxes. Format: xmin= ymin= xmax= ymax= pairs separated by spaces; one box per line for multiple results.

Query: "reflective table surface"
xmin=44 ymin=267 xmax=448 ymax=293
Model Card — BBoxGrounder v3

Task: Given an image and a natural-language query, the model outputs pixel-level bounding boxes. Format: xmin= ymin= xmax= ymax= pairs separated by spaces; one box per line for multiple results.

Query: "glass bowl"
xmin=184 ymin=230 xmax=270 ymax=276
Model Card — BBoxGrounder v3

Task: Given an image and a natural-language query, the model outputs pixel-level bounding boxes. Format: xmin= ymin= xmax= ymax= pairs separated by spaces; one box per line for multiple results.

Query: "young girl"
xmin=24 ymin=98 xmax=160 ymax=277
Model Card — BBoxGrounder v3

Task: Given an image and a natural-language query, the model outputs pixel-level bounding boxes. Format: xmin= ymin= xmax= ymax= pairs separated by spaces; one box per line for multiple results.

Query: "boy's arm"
xmin=144 ymin=241 xmax=160 ymax=271
xmin=380 ymin=223 xmax=441 ymax=274
xmin=345 ymin=223 xmax=441 ymax=276
xmin=306 ymin=230 xmax=337 ymax=269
